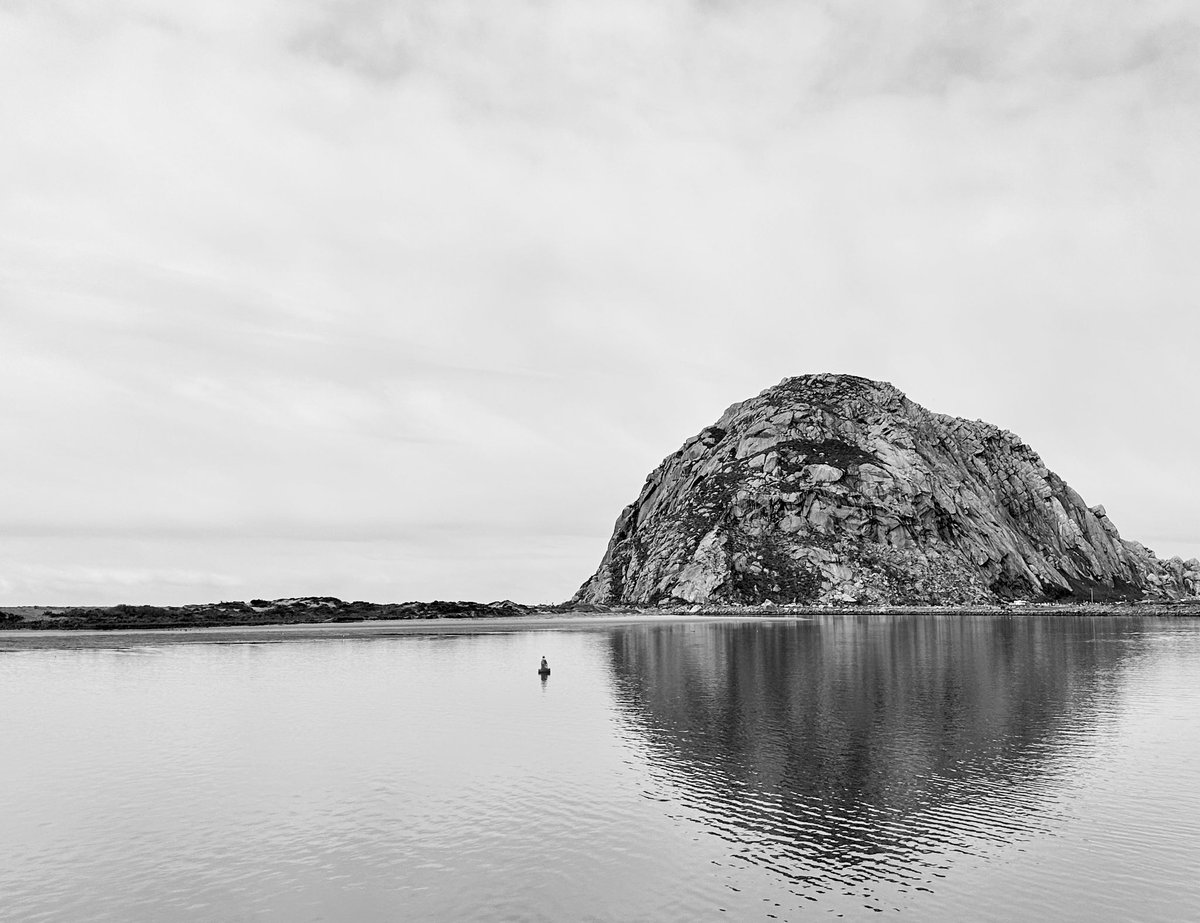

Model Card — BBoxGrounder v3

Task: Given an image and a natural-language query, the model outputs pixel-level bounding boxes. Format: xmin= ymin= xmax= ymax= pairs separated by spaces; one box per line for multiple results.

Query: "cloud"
xmin=2 ymin=0 xmax=1198 ymax=602
xmin=0 ymin=558 xmax=243 ymax=607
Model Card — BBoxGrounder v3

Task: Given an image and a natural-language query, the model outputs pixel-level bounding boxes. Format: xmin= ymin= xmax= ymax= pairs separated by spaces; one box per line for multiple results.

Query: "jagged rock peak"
xmin=575 ymin=373 xmax=1199 ymax=607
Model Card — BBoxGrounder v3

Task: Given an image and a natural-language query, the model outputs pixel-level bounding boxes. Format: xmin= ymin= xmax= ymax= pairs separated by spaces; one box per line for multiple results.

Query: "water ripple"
xmin=2 ymin=617 xmax=1200 ymax=920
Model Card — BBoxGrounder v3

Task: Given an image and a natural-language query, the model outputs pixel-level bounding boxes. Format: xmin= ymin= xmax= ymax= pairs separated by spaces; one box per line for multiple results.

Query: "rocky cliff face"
xmin=575 ymin=374 xmax=1200 ymax=606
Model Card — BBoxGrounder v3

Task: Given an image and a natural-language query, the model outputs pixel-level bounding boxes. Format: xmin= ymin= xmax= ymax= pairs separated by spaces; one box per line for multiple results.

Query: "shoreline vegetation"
xmin=2 ymin=596 xmax=1199 ymax=631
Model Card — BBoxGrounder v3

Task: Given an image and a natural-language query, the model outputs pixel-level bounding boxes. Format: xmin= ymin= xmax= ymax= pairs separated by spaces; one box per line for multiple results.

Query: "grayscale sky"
xmin=2 ymin=0 xmax=1198 ymax=605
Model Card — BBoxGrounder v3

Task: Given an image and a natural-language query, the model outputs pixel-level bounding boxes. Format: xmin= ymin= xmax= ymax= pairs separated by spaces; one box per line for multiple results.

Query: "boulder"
xmin=573 ymin=373 xmax=1199 ymax=606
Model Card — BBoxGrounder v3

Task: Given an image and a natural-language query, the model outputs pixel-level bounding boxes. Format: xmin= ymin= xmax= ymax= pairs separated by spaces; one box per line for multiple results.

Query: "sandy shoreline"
xmin=4 ymin=605 xmax=1199 ymax=650
xmin=0 ymin=612 xmax=816 ymax=649
xmin=5 ymin=592 xmax=1198 ymax=637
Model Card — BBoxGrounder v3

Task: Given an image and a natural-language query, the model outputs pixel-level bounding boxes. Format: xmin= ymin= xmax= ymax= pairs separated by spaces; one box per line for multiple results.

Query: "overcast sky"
xmin=2 ymin=0 xmax=1198 ymax=605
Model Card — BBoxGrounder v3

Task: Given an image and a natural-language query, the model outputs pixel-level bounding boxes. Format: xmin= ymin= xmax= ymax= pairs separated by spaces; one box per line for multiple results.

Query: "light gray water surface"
xmin=3 ymin=615 xmax=1199 ymax=921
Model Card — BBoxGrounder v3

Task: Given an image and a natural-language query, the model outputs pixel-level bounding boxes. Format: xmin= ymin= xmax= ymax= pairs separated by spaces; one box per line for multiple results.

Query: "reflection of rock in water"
xmin=609 ymin=617 xmax=1138 ymax=886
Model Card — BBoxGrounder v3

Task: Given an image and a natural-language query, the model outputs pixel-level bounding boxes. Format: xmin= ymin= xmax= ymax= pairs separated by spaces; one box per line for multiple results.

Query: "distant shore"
xmin=2 ymin=596 xmax=1198 ymax=632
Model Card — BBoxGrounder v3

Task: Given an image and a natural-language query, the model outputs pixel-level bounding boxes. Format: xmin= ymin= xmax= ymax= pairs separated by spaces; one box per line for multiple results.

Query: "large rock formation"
xmin=575 ymin=374 xmax=1200 ymax=606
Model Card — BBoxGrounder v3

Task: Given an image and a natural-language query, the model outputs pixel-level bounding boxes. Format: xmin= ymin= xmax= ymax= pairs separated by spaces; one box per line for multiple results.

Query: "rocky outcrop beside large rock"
xmin=575 ymin=374 xmax=1200 ymax=606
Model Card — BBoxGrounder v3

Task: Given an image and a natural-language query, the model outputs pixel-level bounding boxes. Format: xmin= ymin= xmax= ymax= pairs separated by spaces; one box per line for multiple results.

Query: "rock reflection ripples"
xmin=607 ymin=616 xmax=1200 ymax=919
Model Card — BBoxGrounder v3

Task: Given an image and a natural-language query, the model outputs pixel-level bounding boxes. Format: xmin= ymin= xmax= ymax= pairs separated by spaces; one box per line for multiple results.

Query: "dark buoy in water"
xmin=538 ymin=655 xmax=550 ymax=677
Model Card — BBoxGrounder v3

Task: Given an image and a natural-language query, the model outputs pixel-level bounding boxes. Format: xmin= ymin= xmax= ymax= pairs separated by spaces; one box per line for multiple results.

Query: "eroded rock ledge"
xmin=575 ymin=374 xmax=1200 ymax=607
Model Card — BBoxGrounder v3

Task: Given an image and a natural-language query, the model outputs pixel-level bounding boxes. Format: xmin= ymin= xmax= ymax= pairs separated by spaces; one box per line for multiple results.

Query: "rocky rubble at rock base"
xmin=575 ymin=374 xmax=1200 ymax=607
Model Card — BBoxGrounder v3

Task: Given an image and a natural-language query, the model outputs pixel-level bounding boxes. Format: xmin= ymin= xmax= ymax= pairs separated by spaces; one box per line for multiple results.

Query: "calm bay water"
xmin=3 ymin=615 xmax=1200 ymax=921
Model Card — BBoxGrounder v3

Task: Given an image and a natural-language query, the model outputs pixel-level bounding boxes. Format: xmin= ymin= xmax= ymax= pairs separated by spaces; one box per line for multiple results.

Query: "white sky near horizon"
xmin=1 ymin=0 xmax=1198 ymax=606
